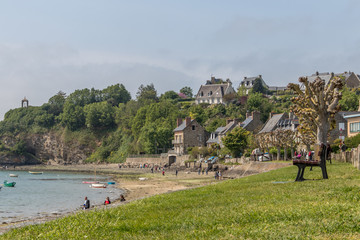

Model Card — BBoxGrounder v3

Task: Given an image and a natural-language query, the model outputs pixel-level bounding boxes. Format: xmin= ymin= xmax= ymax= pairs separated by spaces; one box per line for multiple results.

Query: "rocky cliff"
xmin=0 ymin=132 xmax=94 ymax=165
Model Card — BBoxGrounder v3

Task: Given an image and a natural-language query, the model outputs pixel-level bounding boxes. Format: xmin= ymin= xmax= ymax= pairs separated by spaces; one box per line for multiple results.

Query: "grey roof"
xmin=215 ymin=126 xmax=226 ymax=133
xmin=338 ymin=111 xmax=360 ymax=117
xmin=268 ymin=86 xmax=287 ymax=91
xmin=196 ymin=84 xmax=234 ymax=99
xmin=173 ymin=119 xmax=194 ymax=132
xmin=301 ymin=72 xmax=352 ymax=87
xmin=240 ymin=76 xmax=269 ymax=89
xmin=219 ymin=120 xmax=238 ymax=135
xmin=240 ymin=116 xmax=252 ymax=128
xmin=259 ymin=113 xmax=286 ymax=133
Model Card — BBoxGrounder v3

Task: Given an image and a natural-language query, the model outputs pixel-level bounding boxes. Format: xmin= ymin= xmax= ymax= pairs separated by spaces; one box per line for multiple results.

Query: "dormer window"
xmin=192 ymin=125 xmax=195 ymax=130
xmin=210 ymin=91 xmax=212 ymax=95
xmin=200 ymin=91 xmax=204 ymax=97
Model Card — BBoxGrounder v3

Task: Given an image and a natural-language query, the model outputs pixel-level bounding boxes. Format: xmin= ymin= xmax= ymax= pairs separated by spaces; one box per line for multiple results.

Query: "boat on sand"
xmin=9 ymin=174 xmax=18 ymax=177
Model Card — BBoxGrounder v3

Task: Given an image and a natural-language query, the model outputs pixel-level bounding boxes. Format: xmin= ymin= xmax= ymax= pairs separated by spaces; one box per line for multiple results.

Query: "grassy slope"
xmin=3 ymin=162 xmax=360 ymax=240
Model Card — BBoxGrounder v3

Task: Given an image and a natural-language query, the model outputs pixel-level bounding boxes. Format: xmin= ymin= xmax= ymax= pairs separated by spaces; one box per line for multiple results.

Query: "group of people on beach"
xmin=82 ymin=194 xmax=126 ymax=210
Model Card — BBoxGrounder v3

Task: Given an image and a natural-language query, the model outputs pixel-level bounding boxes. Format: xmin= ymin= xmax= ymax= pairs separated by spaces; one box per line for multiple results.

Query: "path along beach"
xmin=0 ymin=162 xmax=290 ymax=234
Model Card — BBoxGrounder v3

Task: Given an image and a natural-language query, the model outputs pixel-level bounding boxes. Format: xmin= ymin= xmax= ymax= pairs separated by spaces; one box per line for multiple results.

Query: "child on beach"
xmin=104 ymin=197 xmax=111 ymax=205
xmin=83 ymin=197 xmax=90 ymax=209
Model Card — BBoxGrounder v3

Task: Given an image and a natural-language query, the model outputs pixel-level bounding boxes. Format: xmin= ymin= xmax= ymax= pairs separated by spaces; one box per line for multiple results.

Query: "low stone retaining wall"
xmin=126 ymin=154 xmax=190 ymax=167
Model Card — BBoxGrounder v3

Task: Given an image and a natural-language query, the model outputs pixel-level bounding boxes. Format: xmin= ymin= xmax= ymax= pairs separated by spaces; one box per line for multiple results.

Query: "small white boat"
xmin=139 ymin=178 xmax=147 ymax=181
xmin=9 ymin=174 xmax=18 ymax=177
xmin=29 ymin=171 xmax=43 ymax=175
xmin=90 ymin=183 xmax=107 ymax=188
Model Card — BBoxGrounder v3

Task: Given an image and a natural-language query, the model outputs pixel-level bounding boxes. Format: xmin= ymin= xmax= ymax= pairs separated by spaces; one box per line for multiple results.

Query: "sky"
xmin=0 ymin=0 xmax=359 ymax=119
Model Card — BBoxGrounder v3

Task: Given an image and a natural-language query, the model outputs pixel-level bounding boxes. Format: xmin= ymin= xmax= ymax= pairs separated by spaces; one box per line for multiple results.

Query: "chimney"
xmin=226 ymin=118 xmax=232 ymax=125
xmin=244 ymin=76 xmax=247 ymax=80
xmin=246 ymin=111 xmax=251 ymax=118
xmin=252 ymin=111 xmax=260 ymax=121
xmin=258 ymin=74 xmax=262 ymax=78
xmin=331 ymin=72 xmax=334 ymax=78
xmin=185 ymin=117 xmax=191 ymax=126
xmin=233 ymin=118 xmax=240 ymax=124
xmin=289 ymin=111 xmax=294 ymax=120
xmin=316 ymin=71 xmax=319 ymax=76
xmin=269 ymin=112 xmax=274 ymax=118
xmin=176 ymin=118 xmax=183 ymax=127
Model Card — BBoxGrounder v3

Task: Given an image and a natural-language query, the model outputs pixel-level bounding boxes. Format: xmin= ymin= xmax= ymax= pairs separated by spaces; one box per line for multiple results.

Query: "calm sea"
xmin=0 ymin=170 xmax=124 ymax=223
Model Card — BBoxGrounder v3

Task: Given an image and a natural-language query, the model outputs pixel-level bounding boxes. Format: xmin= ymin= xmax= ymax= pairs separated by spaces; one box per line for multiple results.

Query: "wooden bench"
xmin=292 ymin=159 xmax=323 ymax=181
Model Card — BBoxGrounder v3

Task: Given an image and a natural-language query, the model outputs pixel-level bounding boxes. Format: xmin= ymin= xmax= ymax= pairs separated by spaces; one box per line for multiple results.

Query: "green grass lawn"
xmin=3 ymin=162 xmax=360 ymax=239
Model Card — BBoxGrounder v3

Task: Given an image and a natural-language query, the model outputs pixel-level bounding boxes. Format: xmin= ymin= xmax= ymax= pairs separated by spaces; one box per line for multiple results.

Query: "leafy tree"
xmin=84 ymin=102 xmax=115 ymax=129
xmin=136 ymin=84 xmax=158 ymax=103
xmin=247 ymin=92 xmax=273 ymax=122
xmin=48 ymin=91 xmax=66 ymax=115
xmin=180 ymin=86 xmax=193 ymax=98
xmin=160 ymin=91 xmax=180 ymax=101
xmin=252 ymin=78 xmax=267 ymax=94
xmin=339 ymin=87 xmax=358 ymax=111
xmin=60 ymin=102 xmax=85 ymax=131
xmin=222 ymin=127 xmax=250 ymax=157
xmin=66 ymin=88 xmax=102 ymax=106
xmin=102 ymin=84 xmax=131 ymax=106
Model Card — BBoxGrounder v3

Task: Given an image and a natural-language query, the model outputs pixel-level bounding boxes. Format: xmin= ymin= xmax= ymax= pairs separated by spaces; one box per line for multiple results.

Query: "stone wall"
xmin=126 ymin=154 xmax=190 ymax=167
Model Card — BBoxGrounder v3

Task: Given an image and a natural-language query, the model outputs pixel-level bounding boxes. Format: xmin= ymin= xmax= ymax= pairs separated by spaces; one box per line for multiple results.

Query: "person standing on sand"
xmin=162 ymin=170 xmax=165 ymax=176
xmin=175 ymin=169 xmax=178 ymax=176
xmin=83 ymin=197 xmax=90 ymax=209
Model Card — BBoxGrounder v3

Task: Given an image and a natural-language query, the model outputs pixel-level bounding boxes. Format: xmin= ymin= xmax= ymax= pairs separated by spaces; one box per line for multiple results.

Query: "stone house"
xmin=240 ymin=111 xmax=263 ymax=133
xmin=300 ymin=71 xmax=360 ymax=90
xmin=329 ymin=111 xmax=360 ymax=142
xmin=173 ymin=117 xmax=209 ymax=155
xmin=239 ymin=75 xmax=286 ymax=94
xmin=258 ymin=112 xmax=299 ymax=134
xmin=195 ymin=77 xmax=236 ymax=105
xmin=206 ymin=119 xmax=240 ymax=148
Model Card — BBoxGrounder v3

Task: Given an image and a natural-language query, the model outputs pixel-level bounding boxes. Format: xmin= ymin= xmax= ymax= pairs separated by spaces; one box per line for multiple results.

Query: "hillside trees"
xmin=180 ymin=86 xmax=193 ymax=98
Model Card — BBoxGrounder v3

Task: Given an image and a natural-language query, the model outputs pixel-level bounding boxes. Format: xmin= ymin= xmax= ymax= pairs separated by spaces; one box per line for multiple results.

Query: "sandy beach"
xmin=0 ymin=162 xmax=291 ymax=234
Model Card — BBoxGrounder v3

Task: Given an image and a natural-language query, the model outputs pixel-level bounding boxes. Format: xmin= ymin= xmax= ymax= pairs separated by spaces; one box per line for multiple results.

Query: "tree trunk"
xmin=284 ymin=147 xmax=287 ymax=160
xmin=317 ymin=113 xmax=330 ymax=179
xmin=277 ymin=147 xmax=281 ymax=160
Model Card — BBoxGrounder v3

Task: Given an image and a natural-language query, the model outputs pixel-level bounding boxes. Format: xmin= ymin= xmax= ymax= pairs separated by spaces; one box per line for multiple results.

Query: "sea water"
xmin=0 ymin=170 xmax=124 ymax=223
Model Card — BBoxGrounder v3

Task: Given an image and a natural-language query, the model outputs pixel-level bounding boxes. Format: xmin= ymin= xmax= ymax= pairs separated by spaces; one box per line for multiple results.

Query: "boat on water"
xmin=82 ymin=181 xmax=99 ymax=184
xmin=107 ymin=181 xmax=115 ymax=185
xmin=9 ymin=174 xmax=18 ymax=177
xmin=4 ymin=180 xmax=16 ymax=187
xmin=90 ymin=183 xmax=107 ymax=188
xmin=29 ymin=171 xmax=43 ymax=175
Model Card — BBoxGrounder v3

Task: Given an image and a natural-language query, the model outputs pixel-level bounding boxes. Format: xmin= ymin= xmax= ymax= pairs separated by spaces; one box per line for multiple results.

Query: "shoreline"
xmin=0 ymin=164 xmax=216 ymax=234
xmin=0 ymin=162 xmax=291 ymax=234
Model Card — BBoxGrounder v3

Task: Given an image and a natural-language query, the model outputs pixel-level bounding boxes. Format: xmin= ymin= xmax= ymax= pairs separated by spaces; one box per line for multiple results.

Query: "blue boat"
xmin=107 ymin=182 xmax=115 ymax=185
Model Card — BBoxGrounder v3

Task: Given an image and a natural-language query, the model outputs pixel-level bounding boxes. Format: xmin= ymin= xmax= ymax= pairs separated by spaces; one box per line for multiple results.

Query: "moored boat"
xmin=4 ymin=180 xmax=16 ymax=187
xmin=29 ymin=171 xmax=43 ymax=175
xmin=82 ymin=181 xmax=99 ymax=184
xmin=90 ymin=183 xmax=107 ymax=188
xmin=9 ymin=174 xmax=18 ymax=177
xmin=107 ymin=181 xmax=115 ymax=185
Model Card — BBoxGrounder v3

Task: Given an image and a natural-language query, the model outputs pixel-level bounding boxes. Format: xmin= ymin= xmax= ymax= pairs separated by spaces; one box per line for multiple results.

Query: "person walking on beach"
xmin=162 ymin=170 xmax=165 ymax=176
xmin=83 ymin=197 xmax=90 ymax=209
xmin=104 ymin=197 xmax=111 ymax=205
xmin=175 ymin=169 xmax=178 ymax=176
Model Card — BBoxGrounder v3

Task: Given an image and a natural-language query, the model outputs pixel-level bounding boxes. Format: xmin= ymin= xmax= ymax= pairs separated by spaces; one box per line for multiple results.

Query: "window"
xmin=339 ymin=122 xmax=345 ymax=131
xmin=192 ymin=125 xmax=195 ymax=130
xmin=350 ymin=122 xmax=360 ymax=133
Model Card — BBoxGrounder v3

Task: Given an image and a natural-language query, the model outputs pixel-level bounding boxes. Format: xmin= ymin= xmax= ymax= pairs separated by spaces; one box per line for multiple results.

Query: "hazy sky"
xmin=0 ymin=0 xmax=359 ymax=119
